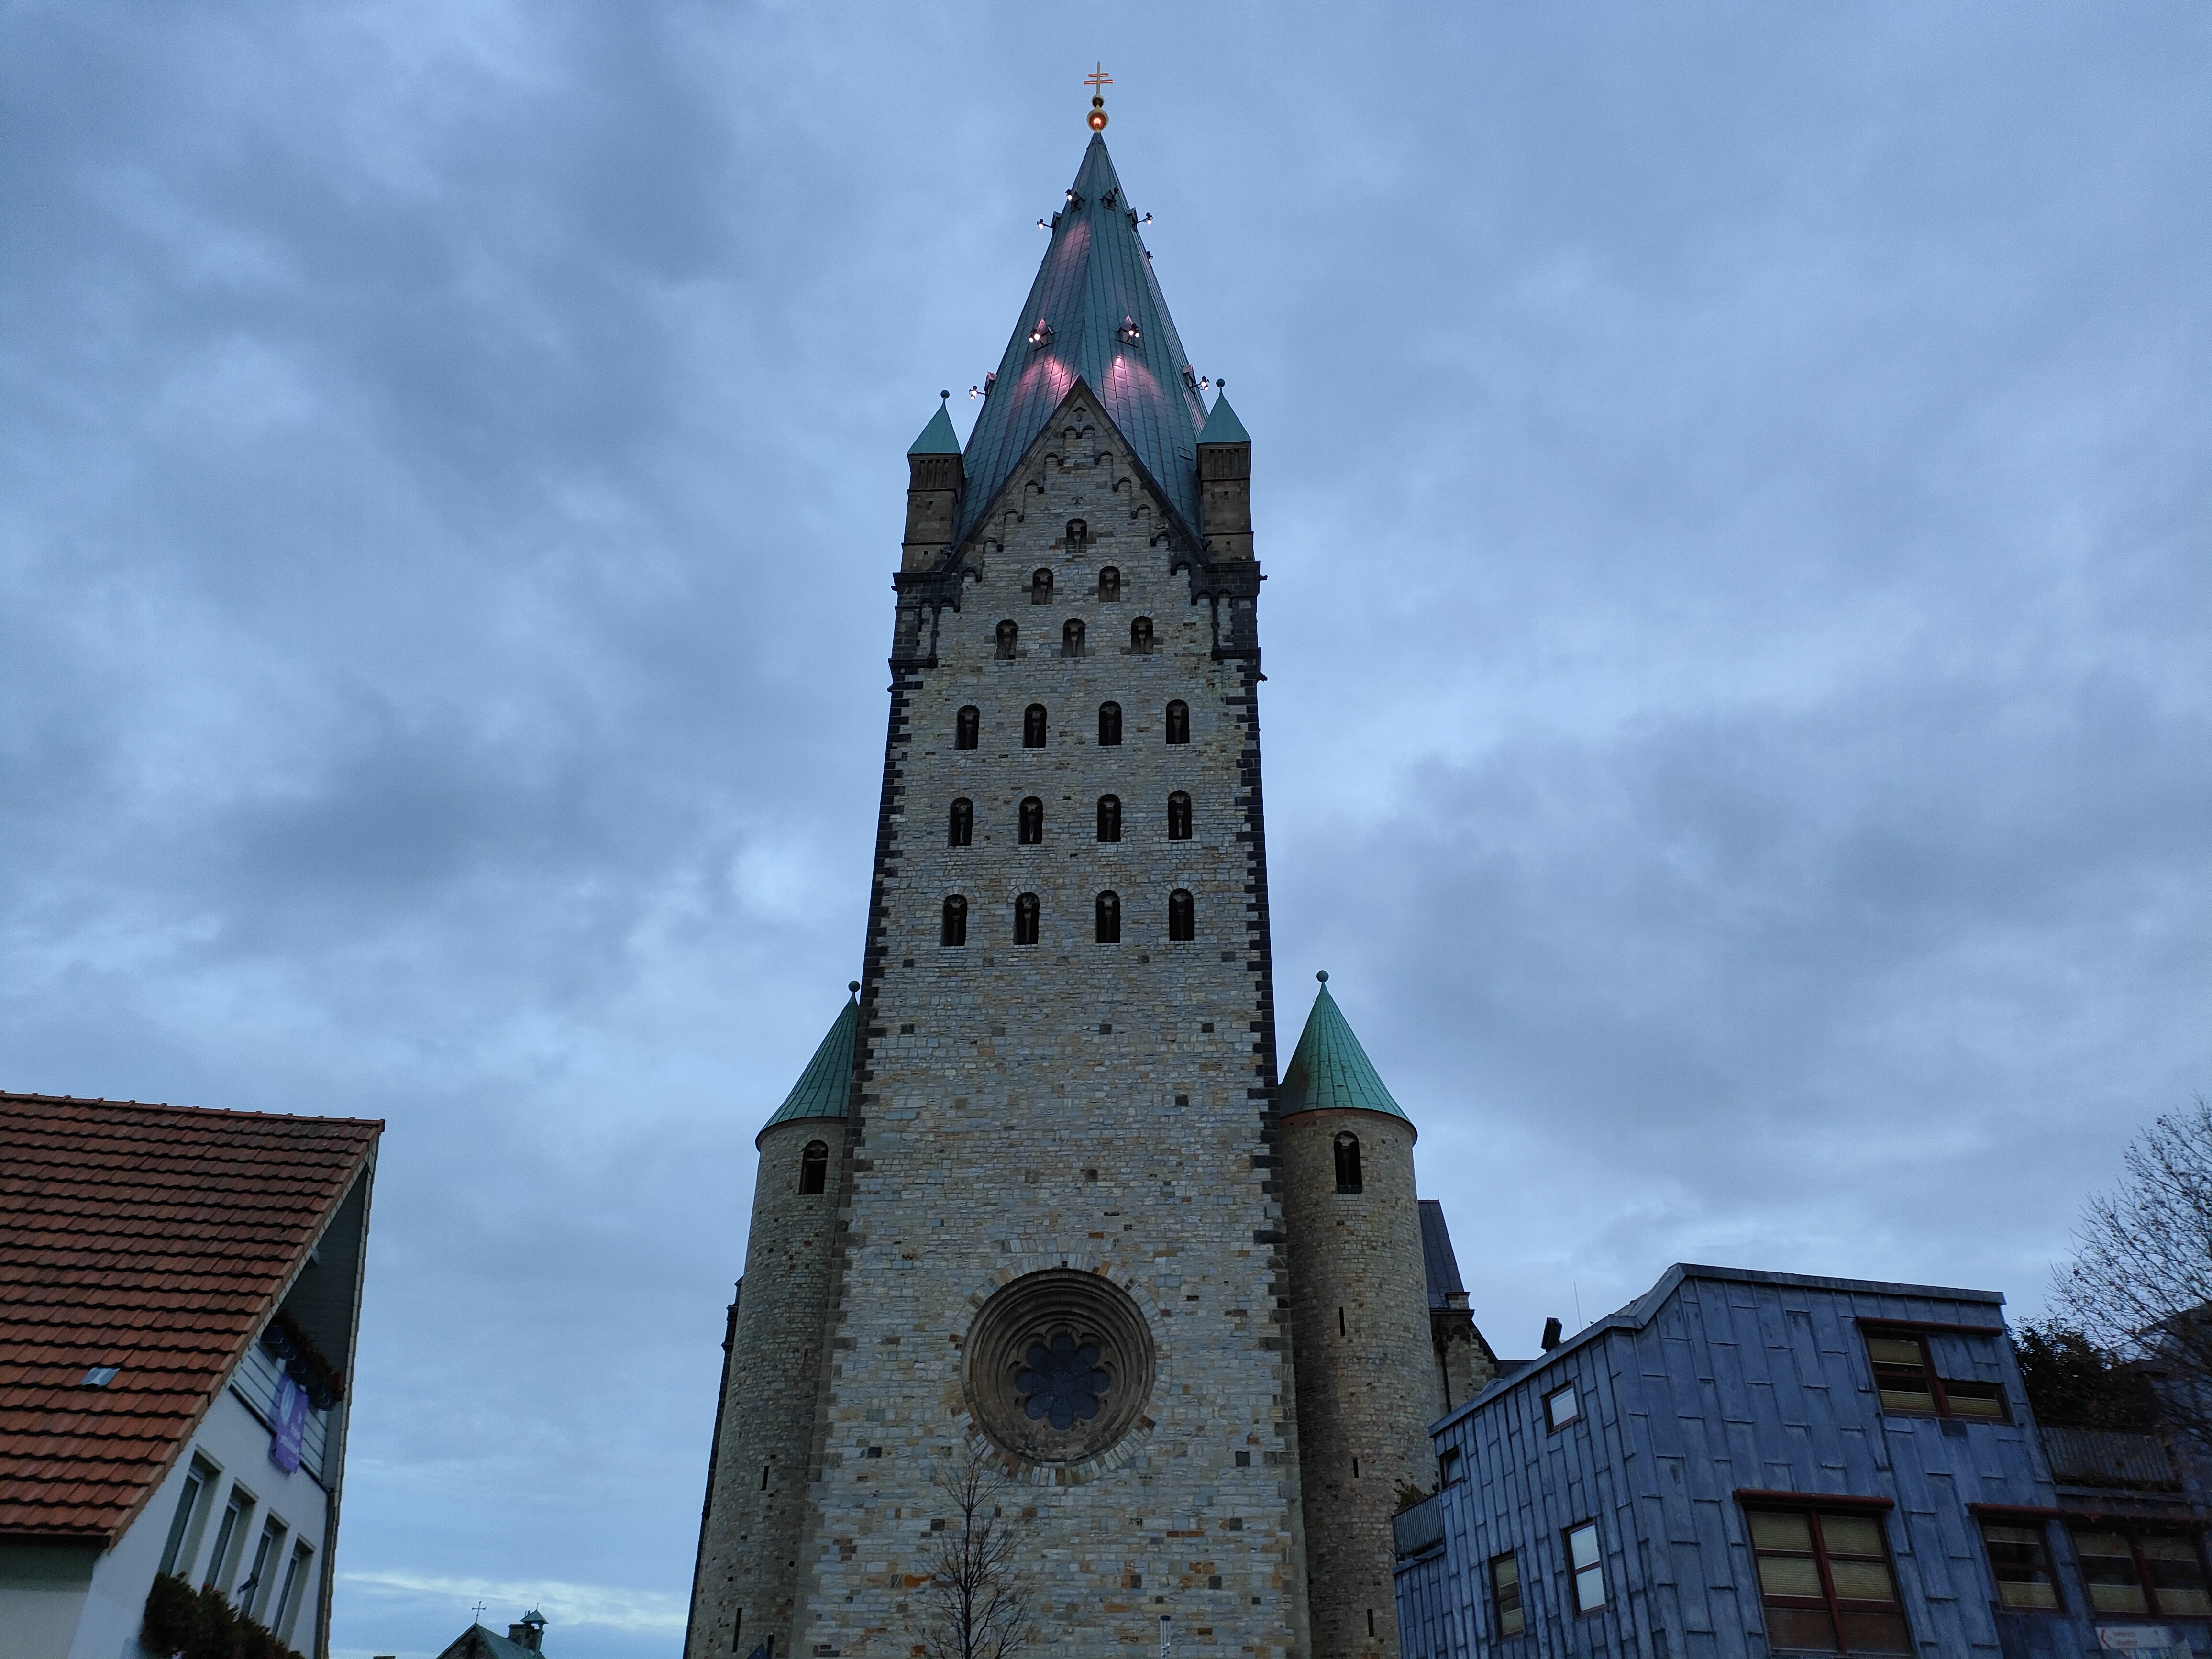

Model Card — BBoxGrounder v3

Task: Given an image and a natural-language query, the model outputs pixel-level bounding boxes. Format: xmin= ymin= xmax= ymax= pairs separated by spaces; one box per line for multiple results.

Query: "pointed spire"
xmin=956 ymin=134 xmax=1208 ymax=545
xmin=1198 ymin=391 xmax=1250 ymax=445
xmin=1280 ymin=972 xmax=1412 ymax=1124
xmin=908 ymin=393 xmax=961 ymax=456
xmin=759 ymin=984 xmax=861 ymax=1136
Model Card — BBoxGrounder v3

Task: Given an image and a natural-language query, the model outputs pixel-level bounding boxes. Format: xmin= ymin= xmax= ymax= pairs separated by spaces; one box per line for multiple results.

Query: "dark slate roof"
xmin=433 ymin=1625 xmax=543 ymax=1659
xmin=1198 ymin=392 xmax=1250 ymax=444
xmin=1280 ymin=974 xmax=1412 ymax=1124
xmin=908 ymin=398 xmax=961 ymax=456
xmin=955 ymin=134 xmax=1206 ymax=545
xmin=0 ymin=1094 xmax=381 ymax=1541
xmin=759 ymin=991 xmax=859 ymax=1135
xmin=1419 ymin=1200 xmax=1466 ymax=1310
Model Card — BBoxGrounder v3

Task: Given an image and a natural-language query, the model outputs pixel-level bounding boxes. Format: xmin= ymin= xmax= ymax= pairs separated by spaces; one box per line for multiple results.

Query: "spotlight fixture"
xmin=1027 ymin=319 xmax=1055 ymax=348
xmin=1117 ymin=314 xmax=1141 ymax=346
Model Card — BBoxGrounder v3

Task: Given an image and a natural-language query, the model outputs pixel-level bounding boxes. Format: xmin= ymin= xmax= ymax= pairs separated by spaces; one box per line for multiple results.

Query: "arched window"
xmin=955 ymin=705 xmax=980 ymax=749
xmin=1097 ymin=796 xmax=1122 ymax=842
xmin=948 ymin=798 xmax=973 ymax=847
xmin=1014 ymin=892 xmax=1040 ymax=946
xmin=1019 ymin=797 xmax=1044 ymax=845
xmin=1098 ymin=702 xmax=1122 ymax=746
xmin=1063 ymin=618 xmax=1085 ymax=658
xmin=1165 ymin=700 xmax=1190 ymax=744
xmin=1066 ymin=517 xmax=1089 ymax=547
xmin=1131 ymin=616 xmax=1154 ymax=653
xmin=1167 ymin=791 xmax=1192 ymax=840
xmin=995 ymin=620 xmax=1018 ymax=660
xmin=941 ymin=895 xmax=968 ymax=947
xmin=1023 ymin=704 xmax=1047 ymax=748
xmin=1095 ymin=891 xmax=1121 ymax=944
xmin=1031 ymin=567 xmax=1053 ymax=605
xmin=1334 ymin=1131 xmax=1363 ymax=1194
xmin=799 ymin=1140 xmax=829 ymax=1196
xmin=1098 ymin=566 xmax=1121 ymax=602
xmin=1169 ymin=888 xmax=1194 ymax=941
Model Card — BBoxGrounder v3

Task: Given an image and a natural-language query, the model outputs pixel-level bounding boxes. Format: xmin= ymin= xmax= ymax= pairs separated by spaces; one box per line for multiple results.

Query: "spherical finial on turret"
xmin=1316 ymin=970 xmax=1329 ymax=983
xmin=1084 ymin=62 xmax=1112 ymax=131
xmin=849 ymin=980 xmax=861 ymax=995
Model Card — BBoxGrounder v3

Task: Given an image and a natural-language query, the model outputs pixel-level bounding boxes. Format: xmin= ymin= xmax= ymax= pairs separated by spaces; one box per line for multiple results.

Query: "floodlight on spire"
xmin=1085 ymin=62 xmax=1112 ymax=131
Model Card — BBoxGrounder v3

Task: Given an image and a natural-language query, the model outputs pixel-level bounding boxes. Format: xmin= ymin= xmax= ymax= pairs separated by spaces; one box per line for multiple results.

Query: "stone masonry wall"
xmin=1281 ymin=1108 xmax=1440 ymax=1659
xmin=790 ymin=394 xmax=1308 ymax=1659
xmin=689 ymin=1119 xmax=849 ymax=1659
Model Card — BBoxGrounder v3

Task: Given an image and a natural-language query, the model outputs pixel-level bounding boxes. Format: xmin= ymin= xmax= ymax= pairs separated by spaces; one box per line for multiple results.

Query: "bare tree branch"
xmin=919 ymin=1443 xmax=1035 ymax=1659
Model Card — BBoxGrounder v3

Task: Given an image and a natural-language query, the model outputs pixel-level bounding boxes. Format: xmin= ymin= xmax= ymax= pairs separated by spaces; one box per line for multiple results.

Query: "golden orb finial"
xmin=1084 ymin=62 xmax=1112 ymax=131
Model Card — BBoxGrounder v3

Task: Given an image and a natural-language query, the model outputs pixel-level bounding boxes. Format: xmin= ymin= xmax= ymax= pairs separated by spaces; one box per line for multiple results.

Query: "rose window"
xmin=1017 ymin=1336 xmax=1109 ymax=1431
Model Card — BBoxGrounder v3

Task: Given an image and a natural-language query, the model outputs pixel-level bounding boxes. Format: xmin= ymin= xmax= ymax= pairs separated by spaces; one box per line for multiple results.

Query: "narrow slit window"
xmin=1334 ymin=1131 xmax=1362 ymax=1194
xmin=1097 ymin=796 xmax=1122 ymax=842
xmin=1063 ymin=618 xmax=1085 ymax=657
xmin=1024 ymin=704 xmax=1047 ymax=748
xmin=1031 ymin=567 xmax=1054 ymax=605
xmin=955 ymin=705 xmax=980 ymax=749
xmin=948 ymin=798 xmax=973 ymax=846
xmin=1490 ymin=1554 xmax=1525 ymax=1638
xmin=1567 ymin=1521 xmax=1607 ymax=1614
xmin=1095 ymin=891 xmax=1121 ymax=944
xmin=1014 ymin=893 xmax=1040 ymax=946
xmin=1167 ymin=791 xmax=1192 ymax=839
xmin=1098 ymin=701 xmax=1122 ymax=745
xmin=941 ymin=895 xmax=967 ymax=947
xmin=1019 ymin=797 xmax=1044 ymax=844
xmin=1099 ymin=565 xmax=1121 ymax=602
xmin=1065 ymin=517 xmax=1088 ymax=547
xmin=995 ymin=620 xmax=1018 ymax=659
xmin=1165 ymin=700 xmax=1190 ymax=744
xmin=1131 ymin=616 xmax=1154 ymax=653
xmin=799 ymin=1140 xmax=829 ymax=1195
xmin=1168 ymin=888 xmax=1194 ymax=941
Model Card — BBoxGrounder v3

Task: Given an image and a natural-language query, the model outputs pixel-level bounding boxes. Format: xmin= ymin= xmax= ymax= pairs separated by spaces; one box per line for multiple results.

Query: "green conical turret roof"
xmin=1280 ymin=973 xmax=1412 ymax=1124
xmin=908 ymin=396 xmax=961 ymax=456
xmin=760 ymin=986 xmax=860 ymax=1138
xmin=1198 ymin=391 xmax=1250 ymax=444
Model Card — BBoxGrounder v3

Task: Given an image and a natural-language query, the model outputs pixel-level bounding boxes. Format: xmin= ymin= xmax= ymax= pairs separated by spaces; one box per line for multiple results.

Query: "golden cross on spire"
xmin=1086 ymin=63 xmax=1112 ymax=131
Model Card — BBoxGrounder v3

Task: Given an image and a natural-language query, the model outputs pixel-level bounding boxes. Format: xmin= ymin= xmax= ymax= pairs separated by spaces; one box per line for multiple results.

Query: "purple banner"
xmin=268 ymin=1371 xmax=308 ymax=1473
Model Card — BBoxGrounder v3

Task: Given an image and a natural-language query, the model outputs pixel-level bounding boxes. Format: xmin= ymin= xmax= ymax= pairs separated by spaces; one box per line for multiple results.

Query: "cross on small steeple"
xmin=1084 ymin=63 xmax=1112 ymax=94
xmin=1085 ymin=63 xmax=1112 ymax=131
xmin=472 ymin=1602 xmax=489 ymax=1625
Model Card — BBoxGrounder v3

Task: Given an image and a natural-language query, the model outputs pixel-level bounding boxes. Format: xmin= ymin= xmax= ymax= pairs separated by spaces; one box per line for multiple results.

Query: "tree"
xmin=2012 ymin=1321 xmax=2154 ymax=1432
xmin=919 ymin=1444 xmax=1035 ymax=1659
xmin=2054 ymin=1098 xmax=2212 ymax=1452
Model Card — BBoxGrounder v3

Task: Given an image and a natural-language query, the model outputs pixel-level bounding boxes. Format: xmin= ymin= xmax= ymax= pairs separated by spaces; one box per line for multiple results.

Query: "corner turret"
xmin=1197 ymin=391 xmax=1252 ymax=560
xmin=904 ymin=396 xmax=965 ymax=571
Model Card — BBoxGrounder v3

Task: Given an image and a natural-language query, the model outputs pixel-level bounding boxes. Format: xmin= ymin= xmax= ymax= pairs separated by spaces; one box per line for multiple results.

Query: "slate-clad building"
xmin=1393 ymin=1263 xmax=2212 ymax=1659
xmin=686 ymin=103 xmax=1491 ymax=1659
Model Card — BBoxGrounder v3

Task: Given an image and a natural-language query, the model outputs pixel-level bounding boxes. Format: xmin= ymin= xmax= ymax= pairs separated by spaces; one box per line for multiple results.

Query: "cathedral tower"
xmin=687 ymin=111 xmax=1483 ymax=1659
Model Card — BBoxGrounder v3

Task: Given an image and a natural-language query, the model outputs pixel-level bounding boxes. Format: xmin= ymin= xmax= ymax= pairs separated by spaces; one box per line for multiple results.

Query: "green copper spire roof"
xmin=1198 ymin=391 xmax=1250 ymax=444
xmin=1280 ymin=972 xmax=1412 ymax=1124
xmin=955 ymin=133 xmax=1207 ymax=545
xmin=760 ymin=985 xmax=860 ymax=1136
xmin=908 ymin=395 xmax=961 ymax=456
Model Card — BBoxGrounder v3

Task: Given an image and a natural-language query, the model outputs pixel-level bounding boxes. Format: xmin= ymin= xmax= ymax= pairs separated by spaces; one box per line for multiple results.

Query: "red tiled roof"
xmin=0 ymin=1093 xmax=382 ymax=1543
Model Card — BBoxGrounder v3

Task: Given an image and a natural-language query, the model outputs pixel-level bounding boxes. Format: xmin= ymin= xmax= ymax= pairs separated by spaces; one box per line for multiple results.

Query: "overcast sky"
xmin=4 ymin=4 xmax=2208 ymax=1656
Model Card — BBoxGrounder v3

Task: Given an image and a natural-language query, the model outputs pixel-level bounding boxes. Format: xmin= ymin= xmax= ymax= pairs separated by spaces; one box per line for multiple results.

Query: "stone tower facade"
xmin=686 ymin=122 xmax=1490 ymax=1659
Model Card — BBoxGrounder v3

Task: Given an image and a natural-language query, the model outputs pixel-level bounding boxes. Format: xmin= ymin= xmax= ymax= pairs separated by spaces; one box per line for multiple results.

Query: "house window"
xmin=1566 ymin=1521 xmax=1606 ymax=1613
xmin=1023 ymin=704 xmax=1047 ymax=747
xmin=1131 ymin=616 xmax=1154 ymax=653
xmin=1095 ymin=891 xmax=1120 ymax=944
xmin=1014 ymin=893 xmax=1040 ymax=946
xmin=1747 ymin=1504 xmax=1910 ymax=1655
xmin=1063 ymin=619 xmax=1085 ymax=657
xmin=1031 ymin=567 xmax=1053 ymax=604
xmin=1097 ymin=796 xmax=1121 ymax=842
xmin=995 ymin=620 xmax=1018 ymax=659
xmin=1333 ymin=1132 xmax=1362 ymax=1194
xmin=275 ymin=1541 xmax=313 ymax=1642
xmin=1098 ymin=702 xmax=1122 ymax=745
xmin=948 ymin=799 xmax=973 ymax=846
xmin=1489 ymin=1552 xmax=1525 ymax=1637
xmin=1019 ymin=797 xmax=1044 ymax=844
xmin=159 ymin=1458 xmax=214 ymax=1577
xmin=1165 ymin=699 xmax=1189 ymax=743
xmin=1977 ymin=1518 xmax=2060 ymax=1610
xmin=941 ymin=896 xmax=967 ymax=947
xmin=2073 ymin=1526 xmax=2212 ymax=1618
xmin=240 ymin=1514 xmax=287 ymax=1615
xmin=1545 ymin=1382 xmax=1580 ymax=1430
xmin=1099 ymin=566 xmax=1121 ymax=601
xmin=799 ymin=1141 xmax=829 ymax=1195
xmin=1167 ymin=791 xmax=1192 ymax=839
xmin=955 ymin=705 xmax=979 ymax=749
xmin=1168 ymin=889 xmax=1194 ymax=941
xmin=203 ymin=1485 xmax=249 ymax=1593
xmin=1862 ymin=1327 xmax=2007 ymax=1420
xmin=1438 ymin=1448 xmax=1463 ymax=1487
